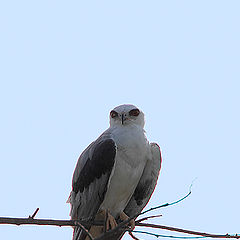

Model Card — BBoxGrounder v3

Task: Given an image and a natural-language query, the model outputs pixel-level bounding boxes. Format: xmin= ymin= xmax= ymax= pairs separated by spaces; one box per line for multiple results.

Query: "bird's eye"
xmin=110 ymin=110 xmax=118 ymax=118
xmin=129 ymin=108 xmax=140 ymax=117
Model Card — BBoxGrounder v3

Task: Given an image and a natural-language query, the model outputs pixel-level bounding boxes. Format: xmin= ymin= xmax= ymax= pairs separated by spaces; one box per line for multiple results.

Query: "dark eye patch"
xmin=129 ymin=108 xmax=140 ymax=117
xmin=110 ymin=110 xmax=118 ymax=118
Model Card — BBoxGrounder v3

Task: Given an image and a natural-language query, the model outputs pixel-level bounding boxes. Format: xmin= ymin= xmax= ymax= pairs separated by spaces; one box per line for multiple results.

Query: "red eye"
xmin=110 ymin=110 xmax=118 ymax=118
xmin=129 ymin=108 xmax=140 ymax=117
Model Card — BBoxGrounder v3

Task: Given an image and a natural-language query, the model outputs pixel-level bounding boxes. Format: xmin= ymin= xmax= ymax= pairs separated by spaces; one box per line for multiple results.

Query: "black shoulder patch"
xmin=73 ymin=139 xmax=116 ymax=193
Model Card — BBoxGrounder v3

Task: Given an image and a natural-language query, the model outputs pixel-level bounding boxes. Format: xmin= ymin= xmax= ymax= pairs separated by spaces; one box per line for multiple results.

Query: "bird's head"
xmin=109 ymin=104 xmax=145 ymax=128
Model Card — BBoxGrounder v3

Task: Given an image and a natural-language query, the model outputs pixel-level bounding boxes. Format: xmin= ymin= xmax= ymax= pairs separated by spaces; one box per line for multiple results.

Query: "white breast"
xmin=100 ymin=125 xmax=150 ymax=217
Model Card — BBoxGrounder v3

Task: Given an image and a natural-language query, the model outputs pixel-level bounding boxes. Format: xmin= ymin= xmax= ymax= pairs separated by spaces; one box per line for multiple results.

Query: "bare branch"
xmin=0 ymin=217 xmax=76 ymax=227
xmin=0 ymin=216 xmax=240 ymax=239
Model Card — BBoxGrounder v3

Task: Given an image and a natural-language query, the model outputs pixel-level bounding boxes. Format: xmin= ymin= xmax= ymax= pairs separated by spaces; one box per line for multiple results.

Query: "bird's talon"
xmin=120 ymin=211 xmax=135 ymax=230
xmin=100 ymin=209 xmax=117 ymax=230
xmin=107 ymin=213 xmax=117 ymax=230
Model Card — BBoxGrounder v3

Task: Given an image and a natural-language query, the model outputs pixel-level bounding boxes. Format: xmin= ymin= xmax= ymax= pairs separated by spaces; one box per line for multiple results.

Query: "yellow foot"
xmin=106 ymin=210 xmax=118 ymax=230
xmin=99 ymin=209 xmax=118 ymax=231
xmin=119 ymin=211 xmax=135 ymax=230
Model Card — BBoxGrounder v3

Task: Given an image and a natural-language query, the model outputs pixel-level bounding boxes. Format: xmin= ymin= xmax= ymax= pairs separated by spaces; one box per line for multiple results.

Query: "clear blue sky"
xmin=0 ymin=1 xmax=239 ymax=240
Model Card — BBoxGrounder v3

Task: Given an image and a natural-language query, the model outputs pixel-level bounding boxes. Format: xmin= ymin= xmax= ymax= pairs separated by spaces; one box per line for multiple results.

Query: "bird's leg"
xmin=106 ymin=210 xmax=118 ymax=230
xmin=99 ymin=209 xmax=118 ymax=231
xmin=119 ymin=211 xmax=135 ymax=230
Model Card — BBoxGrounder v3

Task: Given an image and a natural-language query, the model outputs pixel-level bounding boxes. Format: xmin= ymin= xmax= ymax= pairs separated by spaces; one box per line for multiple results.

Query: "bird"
xmin=68 ymin=104 xmax=162 ymax=240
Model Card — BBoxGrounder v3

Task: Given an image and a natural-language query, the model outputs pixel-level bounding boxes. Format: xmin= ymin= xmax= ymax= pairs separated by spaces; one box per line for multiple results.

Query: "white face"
xmin=109 ymin=104 xmax=145 ymax=128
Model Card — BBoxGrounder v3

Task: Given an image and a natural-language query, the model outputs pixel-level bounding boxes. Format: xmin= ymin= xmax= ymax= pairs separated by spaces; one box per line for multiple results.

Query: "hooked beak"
xmin=121 ymin=114 xmax=126 ymax=125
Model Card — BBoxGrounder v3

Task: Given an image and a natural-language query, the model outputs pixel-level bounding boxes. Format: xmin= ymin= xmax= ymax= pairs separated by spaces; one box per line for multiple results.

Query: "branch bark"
xmin=0 ymin=216 xmax=239 ymax=239
xmin=0 ymin=217 xmax=76 ymax=227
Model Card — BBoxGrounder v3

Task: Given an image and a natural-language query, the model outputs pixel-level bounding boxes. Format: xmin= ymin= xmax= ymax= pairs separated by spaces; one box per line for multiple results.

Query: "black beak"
xmin=121 ymin=114 xmax=124 ymax=125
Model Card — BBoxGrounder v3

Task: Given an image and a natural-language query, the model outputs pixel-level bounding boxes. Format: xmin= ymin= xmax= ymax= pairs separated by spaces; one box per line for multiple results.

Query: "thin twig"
xmin=129 ymin=231 xmax=141 ymax=240
xmin=139 ymin=181 xmax=195 ymax=218
xmin=136 ymin=214 xmax=162 ymax=223
xmin=29 ymin=208 xmax=39 ymax=219
xmin=140 ymin=189 xmax=192 ymax=217
xmin=75 ymin=221 xmax=94 ymax=240
xmin=132 ymin=230 xmax=206 ymax=239
xmin=136 ymin=222 xmax=240 ymax=239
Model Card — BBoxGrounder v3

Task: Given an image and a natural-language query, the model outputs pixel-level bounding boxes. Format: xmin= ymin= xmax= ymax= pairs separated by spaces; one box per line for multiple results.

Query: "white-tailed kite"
xmin=68 ymin=104 xmax=162 ymax=240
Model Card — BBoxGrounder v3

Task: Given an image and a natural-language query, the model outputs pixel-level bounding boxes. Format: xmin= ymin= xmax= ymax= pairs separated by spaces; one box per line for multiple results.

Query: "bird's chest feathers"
xmin=113 ymin=126 xmax=148 ymax=167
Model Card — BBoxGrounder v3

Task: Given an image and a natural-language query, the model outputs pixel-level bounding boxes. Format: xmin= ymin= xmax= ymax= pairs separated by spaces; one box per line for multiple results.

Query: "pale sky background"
xmin=0 ymin=1 xmax=239 ymax=240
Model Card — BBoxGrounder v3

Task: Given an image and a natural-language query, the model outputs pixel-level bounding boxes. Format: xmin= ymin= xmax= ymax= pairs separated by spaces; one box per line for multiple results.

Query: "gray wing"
xmin=69 ymin=132 xmax=116 ymax=240
xmin=124 ymin=142 xmax=162 ymax=218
